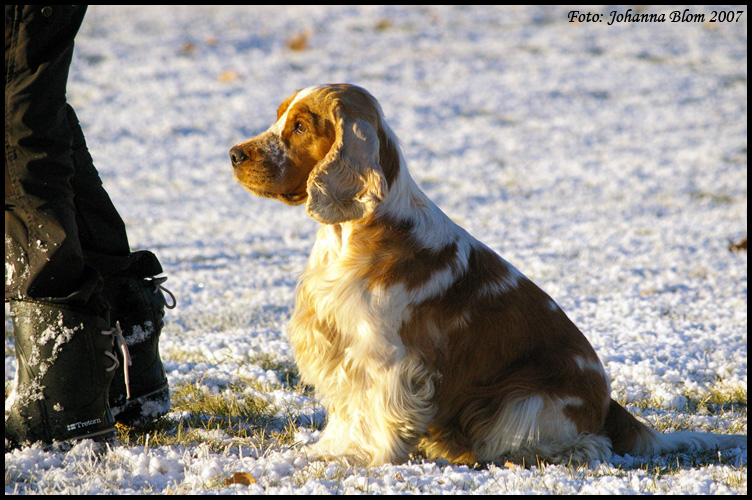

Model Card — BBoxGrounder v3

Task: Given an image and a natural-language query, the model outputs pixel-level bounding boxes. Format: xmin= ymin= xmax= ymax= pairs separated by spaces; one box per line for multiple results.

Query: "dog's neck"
xmin=320 ymin=155 xmax=465 ymax=259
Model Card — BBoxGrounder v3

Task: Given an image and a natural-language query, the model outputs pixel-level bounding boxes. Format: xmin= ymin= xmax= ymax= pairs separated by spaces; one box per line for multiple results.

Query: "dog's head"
xmin=230 ymin=84 xmax=398 ymax=224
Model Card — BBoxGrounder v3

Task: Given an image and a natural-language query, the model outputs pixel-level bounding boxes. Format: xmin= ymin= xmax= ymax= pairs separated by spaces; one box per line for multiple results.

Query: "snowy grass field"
xmin=5 ymin=5 xmax=747 ymax=494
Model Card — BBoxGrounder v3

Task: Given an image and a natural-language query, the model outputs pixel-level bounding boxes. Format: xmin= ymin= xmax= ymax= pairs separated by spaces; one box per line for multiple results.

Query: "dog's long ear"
xmin=305 ymin=100 xmax=387 ymax=225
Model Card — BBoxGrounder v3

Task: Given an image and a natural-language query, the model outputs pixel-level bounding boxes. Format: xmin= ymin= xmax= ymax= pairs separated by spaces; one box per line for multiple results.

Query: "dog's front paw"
xmin=302 ymin=441 xmax=369 ymax=466
xmin=301 ymin=442 xmax=335 ymax=462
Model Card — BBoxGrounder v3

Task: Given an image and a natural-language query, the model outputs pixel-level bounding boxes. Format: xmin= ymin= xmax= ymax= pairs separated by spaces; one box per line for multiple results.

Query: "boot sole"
xmin=112 ymin=383 xmax=170 ymax=427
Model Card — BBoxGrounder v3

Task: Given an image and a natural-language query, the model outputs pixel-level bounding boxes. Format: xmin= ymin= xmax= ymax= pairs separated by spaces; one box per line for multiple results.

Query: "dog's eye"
xmin=293 ymin=121 xmax=306 ymax=134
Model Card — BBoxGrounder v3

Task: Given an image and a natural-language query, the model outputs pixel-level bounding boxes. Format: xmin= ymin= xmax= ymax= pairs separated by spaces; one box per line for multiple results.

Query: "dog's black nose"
xmin=229 ymin=147 xmax=248 ymax=167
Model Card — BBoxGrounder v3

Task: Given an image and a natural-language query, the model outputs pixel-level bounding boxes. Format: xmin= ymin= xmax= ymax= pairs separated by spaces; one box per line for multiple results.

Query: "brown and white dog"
xmin=230 ymin=84 xmax=746 ymax=466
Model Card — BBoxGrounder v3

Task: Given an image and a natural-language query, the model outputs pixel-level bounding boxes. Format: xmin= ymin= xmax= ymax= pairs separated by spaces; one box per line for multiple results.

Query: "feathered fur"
xmin=230 ymin=84 xmax=746 ymax=466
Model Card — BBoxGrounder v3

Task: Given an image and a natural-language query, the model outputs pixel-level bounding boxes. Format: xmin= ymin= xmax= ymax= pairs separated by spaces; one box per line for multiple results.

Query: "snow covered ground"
xmin=5 ymin=5 xmax=747 ymax=494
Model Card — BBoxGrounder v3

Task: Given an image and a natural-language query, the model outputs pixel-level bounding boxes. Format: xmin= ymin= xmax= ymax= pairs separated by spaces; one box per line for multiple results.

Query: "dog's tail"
xmin=602 ymin=398 xmax=746 ymax=456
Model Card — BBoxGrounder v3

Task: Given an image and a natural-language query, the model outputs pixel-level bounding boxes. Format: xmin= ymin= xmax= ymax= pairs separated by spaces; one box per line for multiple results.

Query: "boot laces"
xmin=147 ymin=276 xmax=177 ymax=309
xmin=101 ymin=277 xmax=174 ymax=402
xmin=102 ymin=321 xmax=133 ymax=399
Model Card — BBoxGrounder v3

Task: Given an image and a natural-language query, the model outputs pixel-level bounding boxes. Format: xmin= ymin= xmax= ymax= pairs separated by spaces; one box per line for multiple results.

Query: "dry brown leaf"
xmin=217 ymin=69 xmax=240 ymax=83
xmin=225 ymin=472 xmax=257 ymax=486
xmin=375 ymin=18 xmax=392 ymax=31
xmin=286 ymin=29 xmax=312 ymax=51
xmin=180 ymin=42 xmax=197 ymax=54
xmin=729 ymin=236 xmax=747 ymax=253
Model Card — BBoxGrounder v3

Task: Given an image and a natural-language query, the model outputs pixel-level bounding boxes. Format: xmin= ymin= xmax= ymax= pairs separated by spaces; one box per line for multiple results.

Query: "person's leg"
xmin=5 ymin=5 xmax=100 ymax=305
xmin=6 ymin=6 xmax=174 ymax=444
xmin=101 ymin=252 xmax=174 ymax=427
xmin=5 ymin=5 xmax=118 ymax=449
xmin=65 ymin=105 xmax=173 ymax=426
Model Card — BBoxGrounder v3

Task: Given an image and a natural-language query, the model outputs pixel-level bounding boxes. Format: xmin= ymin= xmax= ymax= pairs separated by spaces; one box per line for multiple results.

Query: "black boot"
xmin=5 ymin=299 xmax=121 ymax=450
xmin=102 ymin=251 xmax=174 ymax=427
